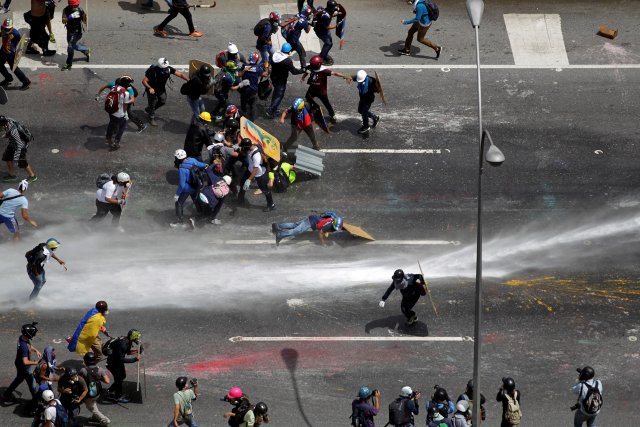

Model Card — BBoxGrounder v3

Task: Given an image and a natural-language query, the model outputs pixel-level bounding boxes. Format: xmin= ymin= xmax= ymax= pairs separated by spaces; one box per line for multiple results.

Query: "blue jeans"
xmin=267 ymin=82 xmax=287 ymax=115
xmin=66 ymin=31 xmax=88 ymax=65
xmin=257 ymin=42 xmax=274 ymax=64
xmin=5 ymin=365 xmax=37 ymax=398
xmin=574 ymin=410 xmax=597 ymax=427
xmin=187 ymin=96 xmax=206 ymax=121
xmin=167 ymin=416 xmax=197 ymax=427
xmin=106 ymin=115 xmax=128 ymax=144
xmin=275 ymin=217 xmax=311 ymax=239
xmin=175 ymin=191 xmax=198 ymax=222
xmin=358 ymin=99 xmax=375 ymax=127
xmin=27 ymin=267 xmax=46 ymax=300
xmin=318 ymin=32 xmax=333 ymax=60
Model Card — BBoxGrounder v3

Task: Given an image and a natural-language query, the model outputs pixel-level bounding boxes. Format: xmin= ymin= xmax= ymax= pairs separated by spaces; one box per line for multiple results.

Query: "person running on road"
xmin=0 ymin=179 xmax=37 ymax=240
xmin=399 ymin=0 xmax=442 ymax=58
xmin=314 ymin=1 xmax=338 ymax=65
xmin=350 ymin=70 xmax=380 ymax=135
xmin=97 ymin=76 xmax=147 ymax=136
xmin=1 ymin=115 xmax=37 ymax=183
xmin=60 ymin=0 xmax=90 ymax=71
xmin=0 ymin=18 xmax=32 ymax=90
xmin=25 ymin=238 xmax=67 ymax=300
xmin=184 ymin=112 xmax=212 ymax=161
xmin=265 ymin=43 xmax=304 ymax=118
xmin=283 ymin=6 xmax=313 ymax=68
xmin=303 ymin=55 xmax=349 ymax=124
xmin=142 ymin=57 xmax=189 ymax=126
xmin=281 ymin=97 xmax=319 ymax=151
xmin=90 ymin=172 xmax=131 ymax=228
xmin=255 ymin=11 xmax=280 ymax=65
xmin=237 ymin=138 xmax=275 ymax=212
xmin=172 ymin=149 xmax=207 ymax=229
xmin=170 ymin=376 xmax=199 ymax=427
xmin=238 ymin=51 xmax=269 ymax=121
xmin=154 ymin=0 xmax=203 ymax=38
xmin=98 ymin=76 xmax=133 ymax=151
xmin=182 ymin=64 xmax=212 ymax=121
xmin=66 ymin=301 xmax=112 ymax=362
xmin=79 ymin=352 xmax=111 ymax=426
xmin=105 ymin=329 xmax=141 ymax=403
xmin=379 ymin=269 xmax=426 ymax=325
xmin=272 ymin=211 xmax=343 ymax=246
xmin=1 ymin=322 xmax=41 ymax=407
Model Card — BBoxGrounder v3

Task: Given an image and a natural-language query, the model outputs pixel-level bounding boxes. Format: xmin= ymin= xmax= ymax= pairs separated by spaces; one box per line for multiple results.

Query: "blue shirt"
xmin=287 ymin=16 xmax=309 ymax=45
xmin=177 ymin=157 xmax=208 ymax=195
xmin=14 ymin=336 xmax=30 ymax=368
xmin=404 ymin=0 xmax=431 ymax=27
xmin=1 ymin=28 xmax=22 ymax=55
xmin=0 ymin=188 xmax=28 ymax=218
xmin=241 ymin=63 xmax=265 ymax=93
xmin=314 ymin=10 xmax=332 ymax=36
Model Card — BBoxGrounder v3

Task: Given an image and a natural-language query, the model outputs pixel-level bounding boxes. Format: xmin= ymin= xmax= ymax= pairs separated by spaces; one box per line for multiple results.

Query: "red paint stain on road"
xmin=483 ymin=332 xmax=498 ymax=344
xmin=63 ymin=150 xmax=81 ymax=158
xmin=38 ymin=73 xmax=51 ymax=81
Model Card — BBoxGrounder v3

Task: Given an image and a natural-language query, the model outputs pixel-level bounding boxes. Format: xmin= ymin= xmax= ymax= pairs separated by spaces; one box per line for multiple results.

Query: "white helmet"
xmin=18 ymin=179 xmax=29 ymax=192
xmin=400 ymin=386 xmax=413 ymax=397
xmin=42 ymin=389 xmax=55 ymax=402
xmin=356 ymin=70 xmax=367 ymax=83
xmin=456 ymin=400 xmax=469 ymax=412
xmin=228 ymin=43 xmax=239 ymax=54
xmin=174 ymin=149 xmax=187 ymax=160
xmin=223 ymin=175 xmax=232 ymax=185
xmin=158 ymin=57 xmax=170 ymax=68
xmin=213 ymin=132 xmax=225 ymax=143
xmin=116 ymin=172 xmax=130 ymax=183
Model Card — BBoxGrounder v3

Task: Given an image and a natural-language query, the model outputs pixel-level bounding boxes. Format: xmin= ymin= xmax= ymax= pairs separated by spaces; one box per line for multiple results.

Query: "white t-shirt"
xmin=96 ymin=181 xmax=119 ymax=203
xmin=110 ymin=86 xmax=131 ymax=118
xmin=44 ymin=400 xmax=61 ymax=422
xmin=248 ymin=149 xmax=265 ymax=178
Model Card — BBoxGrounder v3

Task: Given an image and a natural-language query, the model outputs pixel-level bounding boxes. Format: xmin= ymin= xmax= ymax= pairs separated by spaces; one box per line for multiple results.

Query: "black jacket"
xmin=270 ymin=52 xmax=303 ymax=85
xmin=182 ymin=75 xmax=210 ymax=100
xmin=184 ymin=122 xmax=212 ymax=158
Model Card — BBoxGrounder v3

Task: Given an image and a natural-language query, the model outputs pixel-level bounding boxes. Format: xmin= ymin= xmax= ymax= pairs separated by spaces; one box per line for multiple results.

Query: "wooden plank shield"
xmin=343 ymin=223 xmax=375 ymax=241
xmin=312 ymin=104 xmax=330 ymax=133
xmin=240 ymin=117 xmax=281 ymax=162
xmin=189 ymin=59 xmax=215 ymax=95
xmin=373 ymin=71 xmax=386 ymax=105
xmin=12 ymin=34 xmax=27 ymax=72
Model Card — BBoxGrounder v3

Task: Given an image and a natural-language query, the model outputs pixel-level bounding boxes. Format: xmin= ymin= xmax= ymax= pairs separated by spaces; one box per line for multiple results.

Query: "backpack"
xmin=212 ymin=179 xmax=230 ymax=198
xmin=388 ymin=398 xmax=412 ymax=426
xmin=253 ymin=18 xmax=270 ymax=37
xmin=273 ymin=167 xmax=290 ymax=193
xmin=181 ymin=165 xmax=207 ymax=191
xmin=351 ymin=405 xmax=366 ymax=427
xmin=14 ymin=121 xmax=34 ymax=142
xmin=426 ymin=0 xmax=439 ymax=21
xmin=85 ymin=366 xmax=103 ymax=398
xmin=228 ymin=400 xmax=252 ymax=427
xmin=581 ymin=382 xmax=603 ymax=415
xmin=104 ymin=86 xmax=126 ymax=114
xmin=96 ymin=173 xmax=112 ymax=189
xmin=25 ymin=243 xmax=46 ymax=266
xmin=213 ymin=70 xmax=235 ymax=93
xmin=101 ymin=336 xmax=122 ymax=357
xmin=54 ymin=401 xmax=69 ymax=427
xmin=504 ymin=392 xmax=522 ymax=424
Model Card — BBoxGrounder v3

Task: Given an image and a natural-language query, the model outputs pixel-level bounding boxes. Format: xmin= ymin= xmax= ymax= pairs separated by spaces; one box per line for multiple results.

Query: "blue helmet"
xmin=292 ymin=98 xmax=305 ymax=110
xmin=333 ymin=216 xmax=343 ymax=231
xmin=358 ymin=386 xmax=371 ymax=399
xmin=281 ymin=43 xmax=292 ymax=54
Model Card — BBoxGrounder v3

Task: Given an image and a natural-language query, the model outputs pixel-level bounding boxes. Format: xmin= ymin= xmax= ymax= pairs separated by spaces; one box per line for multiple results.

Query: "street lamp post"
xmin=466 ymin=1 xmax=505 ymax=426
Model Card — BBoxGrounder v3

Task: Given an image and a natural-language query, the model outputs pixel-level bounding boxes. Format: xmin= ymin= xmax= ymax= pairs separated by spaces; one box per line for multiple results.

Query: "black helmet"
xmin=466 ymin=379 xmax=474 ymax=394
xmin=119 ymin=75 xmax=133 ymax=87
xmin=226 ymin=118 xmax=239 ymax=131
xmin=21 ymin=322 xmax=38 ymax=339
xmin=578 ymin=366 xmax=595 ymax=381
xmin=65 ymin=367 xmax=78 ymax=378
xmin=84 ymin=352 xmax=97 ymax=366
xmin=502 ymin=377 xmax=516 ymax=392
xmin=95 ymin=300 xmax=108 ymax=314
xmin=326 ymin=0 xmax=338 ymax=11
xmin=392 ymin=269 xmax=404 ymax=281
xmin=254 ymin=402 xmax=268 ymax=416
xmin=0 ymin=115 xmax=7 ymax=126
xmin=175 ymin=376 xmax=188 ymax=390
xmin=433 ymin=387 xmax=448 ymax=402
xmin=199 ymin=64 xmax=212 ymax=77
xmin=239 ymin=138 xmax=253 ymax=150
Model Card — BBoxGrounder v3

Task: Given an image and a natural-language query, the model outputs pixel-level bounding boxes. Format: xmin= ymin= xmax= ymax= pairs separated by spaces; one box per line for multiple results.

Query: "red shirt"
xmin=306 ymin=69 xmax=332 ymax=97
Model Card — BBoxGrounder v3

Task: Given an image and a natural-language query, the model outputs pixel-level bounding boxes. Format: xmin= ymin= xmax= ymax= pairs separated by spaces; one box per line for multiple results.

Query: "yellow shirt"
xmin=75 ymin=313 xmax=106 ymax=354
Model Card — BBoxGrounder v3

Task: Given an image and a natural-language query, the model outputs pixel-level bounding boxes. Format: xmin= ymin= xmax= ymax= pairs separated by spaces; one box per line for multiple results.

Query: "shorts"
xmin=0 ymin=214 xmax=19 ymax=233
xmin=2 ymin=145 xmax=28 ymax=168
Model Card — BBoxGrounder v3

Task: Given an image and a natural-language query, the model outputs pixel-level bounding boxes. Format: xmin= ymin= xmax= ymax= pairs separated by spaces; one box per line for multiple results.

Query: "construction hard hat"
xmin=46 ymin=238 xmax=61 ymax=250
xmin=310 ymin=55 xmax=323 ymax=70
xmin=433 ymin=387 xmax=448 ymax=402
xmin=502 ymin=377 xmax=516 ymax=392
xmin=199 ymin=111 xmax=212 ymax=122
xmin=174 ymin=149 xmax=187 ymax=160
xmin=456 ymin=400 xmax=470 ymax=412
xmin=83 ymin=351 xmax=97 ymax=365
xmin=254 ymin=402 xmax=268 ymax=416
xmin=18 ymin=179 xmax=29 ymax=192
xmin=227 ymin=387 xmax=243 ymax=399
xmin=356 ymin=70 xmax=367 ymax=83
xmin=292 ymin=98 xmax=305 ymax=110
xmin=1 ymin=18 xmax=13 ymax=33
xmin=127 ymin=329 xmax=141 ymax=343
xmin=175 ymin=376 xmax=188 ymax=390
xmin=578 ymin=366 xmax=595 ymax=381
xmin=225 ymin=61 xmax=238 ymax=71
xmin=21 ymin=322 xmax=38 ymax=339
xmin=358 ymin=386 xmax=372 ymax=399
xmin=157 ymin=57 xmax=170 ymax=68
xmin=248 ymin=51 xmax=260 ymax=64
xmin=223 ymin=175 xmax=232 ymax=185
xmin=269 ymin=11 xmax=280 ymax=22
xmin=400 ymin=386 xmax=413 ymax=397
xmin=281 ymin=43 xmax=293 ymax=54
xmin=116 ymin=172 xmax=130 ymax=183
xmin=300 ymin=6 xmax=314 ymax=19
xmin=226 ymin=105 xmax=239 ymax=117
xmin=326 ymin=0 xmax=338 ymax=11
xmin=119 ymin=75 xmax=134 ymax=87
xmin=213 ymin=132 xmax=225 ymax=143
xmin=228 ymin=43 xmax=239 ymax=54
xmin=68 ymin=0 xmax=81 ymax=6
xmin=226 ymin=119 xmax=239 ymax=131
xmin=42 ymin=389 xmax=55 ymax=402
xmin=95 ymin=300 xmax=109 ymax=313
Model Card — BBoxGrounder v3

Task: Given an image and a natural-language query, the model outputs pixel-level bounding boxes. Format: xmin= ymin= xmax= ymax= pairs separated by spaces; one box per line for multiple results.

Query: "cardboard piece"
xmin=312 ymin=104 xmax=330 ymax=133
xmin=374 ymin=71 xmax=386 ymax=105
xmin=240 ymin=117 xmax=281 ymax=162
xmin=343 ymin=222 xmax=375 ymax=241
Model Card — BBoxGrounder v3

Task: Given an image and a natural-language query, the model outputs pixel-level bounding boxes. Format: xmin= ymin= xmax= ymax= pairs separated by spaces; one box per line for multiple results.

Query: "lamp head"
xmin=466 ymin=0 xmax=484 ymax=27
xmin=485 ymin=144 xmax=505 ymax=166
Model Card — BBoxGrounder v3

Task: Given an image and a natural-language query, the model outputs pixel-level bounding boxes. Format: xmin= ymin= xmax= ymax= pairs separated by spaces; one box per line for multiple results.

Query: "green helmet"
xmin=128 ymin=329 xmax=141 ymax=343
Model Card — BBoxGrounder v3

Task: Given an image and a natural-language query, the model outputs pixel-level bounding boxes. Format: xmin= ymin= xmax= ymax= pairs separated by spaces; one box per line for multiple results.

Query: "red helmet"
xmin=226 ymin=105 xmax=239 ymax=117
xmin=248 ymin=51 xmax=260 ymax=64
xmin=269 ymin=11 xmax=280 ymax=23
xmin=309 ymin=55 xmax=323 ymax=70
xmin=68 ymin=0 xmax=80 ymax=6
xmin=227 ymin=387 xmax=243 ymax=400
xmin=300 ymin=6 xmax=314 ymax=19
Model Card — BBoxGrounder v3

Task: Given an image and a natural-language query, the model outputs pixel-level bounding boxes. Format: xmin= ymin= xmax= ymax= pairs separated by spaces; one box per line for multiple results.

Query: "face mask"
xmin=103 ymin=310 xmax=109 ymax=316
xmin=394 ymin=278 xmax=408 ymax=290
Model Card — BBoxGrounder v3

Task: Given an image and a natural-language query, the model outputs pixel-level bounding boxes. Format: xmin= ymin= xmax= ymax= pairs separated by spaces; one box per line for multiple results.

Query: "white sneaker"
xmin=169 ymin=222 xmax=187 ymax=228
xmin=0 ymin=8 xmax=9 ymax=14
xmin=189 ymin=218 xmax=196 ymax=230
xmin=211 ymin=219 xmax=222 ymax=225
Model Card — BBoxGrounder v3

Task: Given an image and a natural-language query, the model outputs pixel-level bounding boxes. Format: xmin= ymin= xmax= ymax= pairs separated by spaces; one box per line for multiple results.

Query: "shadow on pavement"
xmin=364 ymin=315 xmax=429 ymax=337
xmin=281 ymin=348 xmax=314 ymax=427
xmin=117 ymin=1 xmax=165 ymax=14
xmin=380 ymin=40 xmax=437 ymax=60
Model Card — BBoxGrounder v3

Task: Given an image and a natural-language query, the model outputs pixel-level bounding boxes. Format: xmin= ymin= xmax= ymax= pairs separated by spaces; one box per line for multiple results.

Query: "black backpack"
xmin=25 ymin=243 xmax=46 ymax=266
xmin=389 ymin=398 xmax=412 ymax=426
xmin=228 ymin=400 xmax=252 ymax=427
xmin=96 ymin=173 xmax=112 ymax=189
xmin=581 ymin=382 xmax=603 ymax=415
xmin=426 ymin=0 xmax=439 ymax=21
xmin=273 ymin=167 xmax=290 ymax=192
xmin=253 ymin=18 xmax=270 ymax=37
xmin=351 ymin=405 xmax=366 ymax=427
xmin=181 ymin=164 xmax=208 ymax=191
xmin=101 ymin=336 xmax=123 ymax=357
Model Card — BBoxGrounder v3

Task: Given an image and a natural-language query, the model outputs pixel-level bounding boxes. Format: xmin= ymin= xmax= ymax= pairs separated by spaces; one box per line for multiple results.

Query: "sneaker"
xmin=26 ymin=176 xmax=38 ymax=183
xmin=329 ymin=115 xmax=337 ymax=124
xmin=169 ymin=222 xmax=187 ymax=229
xmin=0 ymin=78 xmax=13 ymax=87
xmin=105 ymin=138 xmax=113 ymax=146
xmin=188 ymin=218 xmax=196 ymax=230
xmin=436 ymin=45 xmax=443 ymax=59
xmin=371 ymin=115 xmax=380 ymax=128
xmin=2 ymin=175 xmax=17 ymax=182
xmin=271 ymin=223 xmax=278 ymax=234
xmin=406 ymin=315 xmax=418 ymax=325
xmin=108 ymin=142 xmax=120 ymax=151
xmin=210 ymin=218 xmax=222 ymax=225
xmin=275 ymin=233 xmax=283 ymax=246
xmin=117 ymin=397 xmax=129 ymax=404
xmin=398 ymin=48 xmax=411 ymax=56
xmin=263 ymin=204 xmax=276 ymax=212
xmin=61 ymin=64 xmax=72 ymax=71
xmin=0 ymin=7 xmax=9 ymax=14
xmin=43 ymin=49 xmax=56 ymax=57
xmin=49 ymin=32 xmax=55 ymax=43
xmin=357 ymin=126 xmax=370 ymax=134
xmin=154 ymin=27 xmax=168 ymax=38
xmin=137 ymin=123 xmax=148 ymax=133
xmin=20 ymin=80 xmax=31 ymax=91
xmin=149 ymin=117 xmax=157 ymax=126
xmin=264 ymin=111 xmax=274 ymax=119
xmin=189 ymin=31 xmax=204 ymax=37
xmin=85 ymin=48 xmax=91 ymax=63
xmin=0 ymin=393 xmax=16 ymax=402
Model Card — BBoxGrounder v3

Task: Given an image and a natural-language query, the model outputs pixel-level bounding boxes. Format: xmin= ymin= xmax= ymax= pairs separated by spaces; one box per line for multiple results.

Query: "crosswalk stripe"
xmin=11 ymin=8 xmax=70 ymax=69
xmin=503 ymin=14 xmax=569 ymax=67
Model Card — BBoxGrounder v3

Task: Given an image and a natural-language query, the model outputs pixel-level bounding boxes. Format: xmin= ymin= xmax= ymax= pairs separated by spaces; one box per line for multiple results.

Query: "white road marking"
xmin=259 ymin=3 xmax=321 ymax=54
xmin=229 ymin=336 xmax=473 ymax=342
xmin=214 ymin=239 xmax=460 ymax=245
xmin=322 ymin=149 xmax=446 ymax=154
xmin=503 ymin=14 xmax=569 ymax=67
xmin=286 ymin=298 xmax=305 ymax=307
xmin=13 ymin=10 xmax=70 ymax=69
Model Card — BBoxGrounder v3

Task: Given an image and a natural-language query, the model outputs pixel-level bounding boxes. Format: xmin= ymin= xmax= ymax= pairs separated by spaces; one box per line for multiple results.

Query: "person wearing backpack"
xmin=182 ymin=64 xmax=212 ymax=122
xmin=273 ymin=210 xmax=343 ymax=246
xmin=496 ymin=377 xmax=521 ymax=426
xmin=97 ymin=76 xmax=147 ymax=139
xmin=264 ymin=43 xmax=304 ymax=119
xmin=169 ymin=376 xmax=199 ymax=427
xmin=255 ymin=12 xmax=280 ymax=65
xmin=571 ymin=366 xmax=603 ymax=427
xmin=1 ymin=115 xmax=38 ymax=183
xmin=60 ymin=0 xmax=89 ymax=71
xmin=398 ymin=0 xmax=442 ymax=59
xmin=172 ymin=149 xmax=208 ymax=229
xmin=451 ymin=400 xmax=470 ymax=427
xmin=153 ymin=0 xmax=203 ymax=38
xmin=283 ymin=7 xmax=313 ymax=68
xmin=1 ymin=18 xmax=32 ymax=90
xmin=105 ymin=329 xmax=141 ymax=403
xmin=280 ymin=97 xmax=320 ymax=151
xmin=0 ymin=179 xmax=37 ymax=240
xmin=456 ymin=380 xmax=486 ymax=423
xmin=237 ymin=138 xmax=275 ymax=212
xmin=79 ymin=352 xmax=111 ymax=426
xmin=379 ymin=269 xmax=427 ymax=325
xmin=142 ymin=57 xmax=189 ymax=126
xmin=57 ymin=367 xmax=87 ymax=425
xmin=351 ymin=386 xmax=379 ymax=427
xmin=426 ymin=386 xmax=455 ymax=424
xmin=197 ymin=166 xmax=231 ymax=225
xmin=26 ymin=238 xmax=67 ymax=300
xmin=99 ymin=75 xmax=133 ymax=151
xmin=184 ymin=112 xmax=213 ymax=161
xmin=388 ymin=386 xmax=420 ymax=427
xmin=212 ymin=61 xmax=242 ymax=117
xmin=89 ymin=172 xmax=131 ymax=228
xmin=39 ymin=389 xmax=67 ymax=427
xmin=223 ymin=387 xmax=255 ymax=427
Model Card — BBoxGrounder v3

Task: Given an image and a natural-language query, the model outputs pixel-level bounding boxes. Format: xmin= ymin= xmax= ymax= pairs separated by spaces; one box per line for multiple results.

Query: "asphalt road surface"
xmin=1 ymin=0 xmax=639 ymax=426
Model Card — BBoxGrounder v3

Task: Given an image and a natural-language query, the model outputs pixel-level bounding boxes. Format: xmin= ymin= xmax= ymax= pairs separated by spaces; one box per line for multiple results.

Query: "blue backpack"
xmin=426 ymin=0 xmax=439 ymax=21
xmin=54 ymin=402 xmax=69 ymax=427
